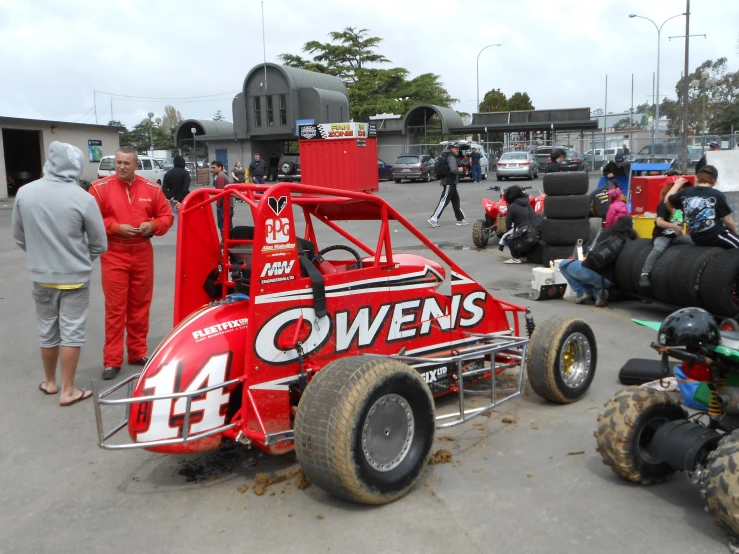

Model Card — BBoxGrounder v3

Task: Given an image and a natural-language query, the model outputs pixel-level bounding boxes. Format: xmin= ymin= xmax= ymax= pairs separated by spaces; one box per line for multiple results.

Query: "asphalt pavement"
xmin=0 ymin=174 xmax=729 ymax=554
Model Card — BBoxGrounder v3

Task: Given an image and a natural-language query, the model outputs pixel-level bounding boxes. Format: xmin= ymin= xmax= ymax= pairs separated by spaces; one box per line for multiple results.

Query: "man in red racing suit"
xmin=89 ymin=147 xmax=173 ymax=379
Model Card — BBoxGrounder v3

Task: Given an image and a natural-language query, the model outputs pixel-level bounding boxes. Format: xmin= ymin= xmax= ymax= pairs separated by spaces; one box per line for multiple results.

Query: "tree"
xmin=161 ymin=105 xmax=182 ymax=134
xmin=213 ymin=110 xmax=225 ymax=121
xmin=613 ymin=117 xmax=635 ymax=131
xmin=507 ymin=92 xmax=534 ymax=111
xmin=123 ymin=118 xmax=173 ymax=152
xmin=479 ymin=88 xmax=508 ymax=112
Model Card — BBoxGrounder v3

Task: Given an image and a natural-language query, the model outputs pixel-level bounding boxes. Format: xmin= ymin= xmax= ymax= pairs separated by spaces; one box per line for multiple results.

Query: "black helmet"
xmin=658 ymin=308 xmax=720 ymax=347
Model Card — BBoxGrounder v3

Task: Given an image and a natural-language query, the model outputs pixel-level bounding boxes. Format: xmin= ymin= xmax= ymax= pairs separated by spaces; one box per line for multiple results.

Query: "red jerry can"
xmin=297 ymin=122 xmax=379 ymax=193
xmin=631 ymin=174 xmax=695 ymax=215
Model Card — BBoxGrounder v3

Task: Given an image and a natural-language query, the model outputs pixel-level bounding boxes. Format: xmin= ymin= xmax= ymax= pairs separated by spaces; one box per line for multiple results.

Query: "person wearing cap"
xmin=695 ymin=141 xmax=721 ymax=174
xmin=428 ymin=142 xmax=468 ymax=228
xmin=666 ymin=165 xmax=739 ymax=248
xmin=602 ymin=151 xmax=630 ymax=178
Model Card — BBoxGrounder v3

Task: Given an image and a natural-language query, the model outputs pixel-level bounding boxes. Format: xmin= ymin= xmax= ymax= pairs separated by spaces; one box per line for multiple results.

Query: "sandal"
xmin=60 ymin=389 xmax=92 ymax=407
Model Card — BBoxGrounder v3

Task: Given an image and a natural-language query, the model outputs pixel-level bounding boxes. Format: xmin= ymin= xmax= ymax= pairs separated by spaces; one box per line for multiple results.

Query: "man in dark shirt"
xmin=695 ymin=141 xmax=721 ymax=174
xmin=603 ymin=152 xmax=630 ymax=178
xmin=162 ymin=155 xmax=190 ymax=227
xmin=269 ymin=153 xmax=279 ymax=182
xmin=248 ymin=153 xmax=268 ymax=184
xmin=666 ymin=165 xmax=739 ymax=248
xmin=470 ymin=147 xmax=482 ymax=183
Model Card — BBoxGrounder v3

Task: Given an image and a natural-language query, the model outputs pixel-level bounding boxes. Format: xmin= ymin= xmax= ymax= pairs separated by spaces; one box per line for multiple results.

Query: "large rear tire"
xmin=669 ymin=246 xmax=722 ymax=308
xmin=594 ymin=387 xmax=686 ymax=484
xmin=700 ymin=430 xmax=739 ymax=538
xmin=542 ymin=172 xmax=589 ymax=196
xmin=543 ymin=195 xmax=592 ymax=219
xmin=526 ymin=316 xmax=597 ymax=403
xmin=699 ymin=249 xmax=739 ymax=317
xmin=649 ymin=245 xmax=690 ymax=305
xmin=294 ymin=356 xmax=435 ymax=505
xmin=540 ymin=218 xmax=590 ymax=246
xmin=472 ymin=219 xmax=489 ymax=248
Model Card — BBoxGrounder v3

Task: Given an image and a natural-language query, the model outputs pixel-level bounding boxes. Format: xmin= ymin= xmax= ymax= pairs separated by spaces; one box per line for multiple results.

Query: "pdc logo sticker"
xmin=300 ymin=125 xmax=317 ymax=139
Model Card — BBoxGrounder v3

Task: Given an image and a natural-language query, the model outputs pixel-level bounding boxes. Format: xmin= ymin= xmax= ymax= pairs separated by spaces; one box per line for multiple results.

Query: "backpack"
xmin=435 ymin=153 xmax=450 ymax=179
xmin=585 ymin=234 xmax=625 ymax=271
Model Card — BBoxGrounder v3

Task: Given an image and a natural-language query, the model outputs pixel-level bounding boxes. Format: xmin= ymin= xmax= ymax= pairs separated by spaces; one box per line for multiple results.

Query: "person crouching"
xmin=502 ymin=185 xmax=540 ymax=264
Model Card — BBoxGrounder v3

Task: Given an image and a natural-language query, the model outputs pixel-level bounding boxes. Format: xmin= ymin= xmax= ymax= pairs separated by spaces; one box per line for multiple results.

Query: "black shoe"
xmin=102 ymin=366 xmax=120 ymax=380
xmin=130 ymin=356 xmax=149 ymax=367
xmin=638 ymin=273 xmax=651 ymax=288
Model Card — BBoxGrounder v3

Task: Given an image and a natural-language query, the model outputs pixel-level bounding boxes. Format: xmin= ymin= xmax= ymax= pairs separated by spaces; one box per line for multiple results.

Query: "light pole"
xmin=147 ymin=111 xmax=155 ymax=156
xmin=628 ymin=12 xmax=685 ymax=146
xmin=191 ymin=127 xmax=198 ymax=183
xmin=476 ymin=44 xmax=502 ymax=114
xmin=690 ymin=70 xmax=717 ymax=155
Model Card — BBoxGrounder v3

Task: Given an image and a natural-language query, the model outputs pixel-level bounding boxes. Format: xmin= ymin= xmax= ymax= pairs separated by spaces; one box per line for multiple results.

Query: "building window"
xmin=279 ymin=94 xmax=287 ymax=125
xmin=253 ymin=97 xmax=261 ymax=127
xmin=266 ymin=96 xmax=274 ymax=126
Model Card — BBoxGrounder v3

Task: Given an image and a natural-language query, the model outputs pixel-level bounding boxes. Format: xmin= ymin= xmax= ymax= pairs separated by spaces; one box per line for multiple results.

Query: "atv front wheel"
xmin=472 ymin=219 xmax=489 ymax=248
xmin=595 ymin=387 xmax=687 ymax=484
xmin=526 ymin=316 xmax=597 ymax=403
xmin=700 ymin=430 xmax=739 ymax=537
xmin=294 ymin=356 xmax=435 ymax=505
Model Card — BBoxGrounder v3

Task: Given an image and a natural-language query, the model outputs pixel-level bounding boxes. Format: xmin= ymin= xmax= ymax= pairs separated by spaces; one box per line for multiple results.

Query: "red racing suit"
xmin=89 ymin=175 xmax=173 ymax=367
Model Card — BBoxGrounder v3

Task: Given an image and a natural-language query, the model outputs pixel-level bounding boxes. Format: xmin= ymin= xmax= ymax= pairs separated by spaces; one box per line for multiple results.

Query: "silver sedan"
xmin=495 ymin=152 xmax=539 ymax=181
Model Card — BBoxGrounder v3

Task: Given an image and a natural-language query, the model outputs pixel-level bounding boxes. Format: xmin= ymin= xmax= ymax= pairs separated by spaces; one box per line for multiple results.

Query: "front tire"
xmin=595 ymin=387 xmax=686 ymax=484
xmin=394 ymin=178 xmax=402 ymax=184
xmin=526 ymin=316 xmax=597 ymax=403
xmin=701 ymin=430 xmax=739 ymax=537
xmin=496 ymin=175 xmax=503 ymax=182
xmin=472 ymin=219 xmax=489 ymax=248
xmin=294 ymin=356 xmax=435 ymax=505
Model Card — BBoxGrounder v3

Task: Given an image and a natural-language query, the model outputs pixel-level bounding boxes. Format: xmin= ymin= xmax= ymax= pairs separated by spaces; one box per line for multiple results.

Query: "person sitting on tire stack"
xmin=546 ymin=149 xmax=566 ymax=173
xmin=501 ymin=185 xmax=540 ymax=264
xmin=638 ymin=180 xmax=694 ymax=288
xmin=604 ymin=185 xmax=628 ymax=228
xmin=666 ymin=166 xmax=739 ymax=249
xmin=560 ymin=216 xmax=637 ymax=306
xmin=602 ymin=152 xmax=630 ymax=178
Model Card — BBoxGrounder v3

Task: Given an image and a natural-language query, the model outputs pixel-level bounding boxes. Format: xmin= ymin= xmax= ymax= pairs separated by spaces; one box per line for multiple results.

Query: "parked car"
xmin=584 ymin=148 xmax=605 ymax=167
xmin=636 ymin=142 xmax=682 ymax=158
xmin=393 ymin=154 xmax=436 ymax=183
xmin=97 ymin=155 xmax=164 ymax=184
xmin=496 ymin=151 xmax=539 ymax=181
xmin=277 ymin=152 xmax=301 ymax=182
xmin=378 ymin=159 xmax=394 ymax=181
xmin=560 ymin=149 xmax=588 ymax=172
xmin=631 ymin=156 xmax=679 ymax=174
xmin=534 ymin=146 xmax=569 ymax=171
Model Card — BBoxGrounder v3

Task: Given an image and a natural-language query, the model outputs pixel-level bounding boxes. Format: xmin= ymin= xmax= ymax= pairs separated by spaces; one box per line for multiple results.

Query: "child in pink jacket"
xmin=605 ymin=186 xmax=628 ymax=228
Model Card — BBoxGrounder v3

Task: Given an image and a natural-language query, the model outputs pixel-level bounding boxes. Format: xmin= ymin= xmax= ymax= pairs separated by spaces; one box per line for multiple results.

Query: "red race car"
xmin=472 ymin=185 xmax=545 ymax=248
xmin=93 ymin=182 xmax=595 ymax=504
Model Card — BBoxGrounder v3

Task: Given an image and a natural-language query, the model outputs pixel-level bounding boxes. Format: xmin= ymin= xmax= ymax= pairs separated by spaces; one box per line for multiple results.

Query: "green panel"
xmin=632 ymin=319 xmax=662 ymax=332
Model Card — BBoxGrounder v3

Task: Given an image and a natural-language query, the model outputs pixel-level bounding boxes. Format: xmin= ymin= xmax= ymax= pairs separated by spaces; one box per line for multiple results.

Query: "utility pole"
xmin=93 ymin=90 xmax=98 ymax=124
xmin=110 ymin=97 xmax=114 ymax=122
xmin=681 ymin=0 xmax=691 ymax=172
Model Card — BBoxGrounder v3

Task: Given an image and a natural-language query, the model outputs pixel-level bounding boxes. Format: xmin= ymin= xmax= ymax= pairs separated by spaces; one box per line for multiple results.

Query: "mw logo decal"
xmin=261 ymin=260 xmax=295 ymax=277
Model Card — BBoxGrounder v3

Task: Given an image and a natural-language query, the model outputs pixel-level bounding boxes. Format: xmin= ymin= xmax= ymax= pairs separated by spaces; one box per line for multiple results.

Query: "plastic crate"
xmin=632 ymin=215 xmax=655 ymax=239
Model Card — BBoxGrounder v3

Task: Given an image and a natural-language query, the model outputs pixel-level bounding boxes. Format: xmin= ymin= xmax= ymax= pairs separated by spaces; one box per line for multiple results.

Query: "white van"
xmin=97 ymin=155 xmax=165 ymax=184
xmin=439 ymin=140 xmax=490 ymax=181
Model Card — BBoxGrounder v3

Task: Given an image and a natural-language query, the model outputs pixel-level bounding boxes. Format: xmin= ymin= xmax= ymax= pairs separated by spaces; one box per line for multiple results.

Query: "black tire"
xmin=631 ymin=240 xmax=657 ymax=298
xmin=649 ymin=245 xmax=691 ymax=305
xmin=394 ymin=179 xmax=402 ymax=184
xmin=614 ymin=239 xmax=651 ymax=295
xmin=595 ymin=387 xmax=686 ymax=484
xmin=481 ymin=171 xmax=487 ymax=181
xmin=700 ymin=249 xmax=739 ymax=317
xmin=526 ymin=172 xmax=533 ymax=181
xmin=541 ymin=244 xmax=575 ymax=267
xmin=540 ymin=218 xmax=590 ymax=246
xmin=472 ymin=219 xmax=489 ymax=248
xmin=543 ymin=195 xmax=591 ymax=219
xmin=496 ymin=175 xmax=503 ymax=182
xmin=700 ymin=430 xmax=739 ymax=537
xmin=281 ymin=161 xmax=295 ymax=174
xmin=542 ymin=172 xmax=589 ymax=196
xmin=669 ymin=247 xmax=722 ymax=308
xmin=527 ymin=241 xmax=544 ymax=265
xmin=294 ymin=356 xmax=435 ymax=505
xmin=526 ymin=316 xmax=596 ymax=403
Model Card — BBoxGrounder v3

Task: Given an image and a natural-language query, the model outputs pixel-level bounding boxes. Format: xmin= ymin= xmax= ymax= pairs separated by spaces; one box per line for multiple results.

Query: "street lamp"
xmin=690 ymin=70 xmax=717 ymax=155
xmin=476 ymin=44 xmax=502 ymax=114
xmin=147 ymin=111 xmax=155 ymax=155
xmin=628 ymin=12 xmax=685 ymax=146
xmin=191 ymin=127 xmax=198 ymax=181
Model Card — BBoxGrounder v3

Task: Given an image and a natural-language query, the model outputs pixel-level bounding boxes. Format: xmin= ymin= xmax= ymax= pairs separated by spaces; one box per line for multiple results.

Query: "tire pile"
xmin=538 ymin=172 xmax=592 ymax=266
xmin=614 ymin=239 xmax=739 ymax=317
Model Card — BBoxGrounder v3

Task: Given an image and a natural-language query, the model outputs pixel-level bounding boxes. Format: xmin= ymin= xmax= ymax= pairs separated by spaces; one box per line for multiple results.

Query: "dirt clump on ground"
xmin=294 ymin=469 xmax=311 ymax=490
xmin=250 ymin=468 xmax=311 ymax=496
xmin=429 ymin=449 xmax=453 ymax=465
xmin=436 ymin=435 xmax=456 ymax=442
xmin=567 ymin=451 xmax=585 ymax=456
xmin=501 ymin=417 xmax=516 ymax=424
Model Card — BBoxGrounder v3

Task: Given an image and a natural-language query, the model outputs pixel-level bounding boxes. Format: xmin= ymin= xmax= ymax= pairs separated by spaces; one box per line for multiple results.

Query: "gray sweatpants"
xmin=641 ymin=234 xmax=694 ymax=274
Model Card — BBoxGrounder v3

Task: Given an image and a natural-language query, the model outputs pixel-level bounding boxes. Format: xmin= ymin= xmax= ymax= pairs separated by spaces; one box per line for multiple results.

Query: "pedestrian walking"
xmin=89 ymin=147 xmax=174 ymax=380
xmin=666 ymin=166 xmax=739 ymax=248
xmin=428 ymin=142 xmax=467 ymax=228
xmin=470 ymin=147 xmax=482 ymax=183
xmin=12 ymin=141 xmax=108 ymax=405
xmin=212 ymin=160 xmax=234 ymax=231
xmin=162 ymin=154 xmax=190 ymax=228
xmin=269 ymin=153 xmax=279 ymax=182
xmin=248 ymin=153 xmax=268 ymax=184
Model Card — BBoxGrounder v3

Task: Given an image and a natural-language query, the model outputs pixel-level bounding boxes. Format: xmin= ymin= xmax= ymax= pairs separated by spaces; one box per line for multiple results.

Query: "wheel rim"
xmin=559 ymin=332 xmax=592 ymax=388
xmin=362 ymin=393 xmax=415 ymax=472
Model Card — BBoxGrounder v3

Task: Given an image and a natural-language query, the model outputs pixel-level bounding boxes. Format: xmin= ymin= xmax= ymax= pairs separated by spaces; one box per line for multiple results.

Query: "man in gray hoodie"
xmin=12 ymin=141 xmax=108 ymax=407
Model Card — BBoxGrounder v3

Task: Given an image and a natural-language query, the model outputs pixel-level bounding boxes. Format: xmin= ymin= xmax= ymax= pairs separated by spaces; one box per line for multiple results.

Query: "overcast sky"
xmin=1 ymin=0 xmax=736 ymax=129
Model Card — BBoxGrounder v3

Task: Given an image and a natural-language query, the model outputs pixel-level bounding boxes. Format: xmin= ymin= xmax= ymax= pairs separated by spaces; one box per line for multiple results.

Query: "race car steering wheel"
xmin=317 ymin=245 xmax=364 ymax=270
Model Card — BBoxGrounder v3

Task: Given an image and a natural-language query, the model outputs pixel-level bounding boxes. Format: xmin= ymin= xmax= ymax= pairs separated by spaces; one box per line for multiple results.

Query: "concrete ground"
xmin=0 ymin=175 xmax=730 ymax=554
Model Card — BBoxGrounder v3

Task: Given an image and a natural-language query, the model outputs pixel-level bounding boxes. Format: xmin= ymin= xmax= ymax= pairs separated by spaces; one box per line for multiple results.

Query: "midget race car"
xmin=94 ymin=182 xmax=597 ymax=504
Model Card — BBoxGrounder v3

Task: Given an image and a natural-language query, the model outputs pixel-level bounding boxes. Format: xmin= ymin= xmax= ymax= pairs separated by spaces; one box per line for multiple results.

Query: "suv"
xmin=97 ymin=155 xmax=164 ymax=184
xmin=277 ymin=153 xmax=300 ymax=182
xmin=393 ymin=154 xmax=435 ymax=182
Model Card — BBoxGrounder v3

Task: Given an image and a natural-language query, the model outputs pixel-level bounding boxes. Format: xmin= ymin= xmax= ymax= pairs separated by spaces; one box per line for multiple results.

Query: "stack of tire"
xmin=614 ymin=239 xmax=739 ymax=317
xmin=539 ymin=172 xmax=592 ymax=266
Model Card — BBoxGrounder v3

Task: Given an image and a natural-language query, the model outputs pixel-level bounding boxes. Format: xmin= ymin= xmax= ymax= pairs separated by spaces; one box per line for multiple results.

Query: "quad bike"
xmin=472 ymin=185 xmax=546 ymax=248
xmin=595 ymin=308 xmax=739 ymax=539
xmin=93 ymin=182 xmax=597 ymax=505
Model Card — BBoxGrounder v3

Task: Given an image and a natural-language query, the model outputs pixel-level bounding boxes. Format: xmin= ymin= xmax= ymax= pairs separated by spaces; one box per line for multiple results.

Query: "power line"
xmin=76 ymin=106 xmax=95 ymax=122
xmin=95 ymin=90 xmax=240 ymax=100
xmin=109 ymin=97 xmax=235 ymax=104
